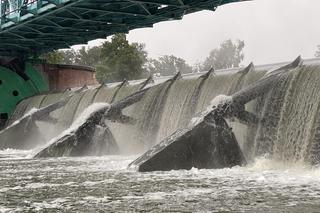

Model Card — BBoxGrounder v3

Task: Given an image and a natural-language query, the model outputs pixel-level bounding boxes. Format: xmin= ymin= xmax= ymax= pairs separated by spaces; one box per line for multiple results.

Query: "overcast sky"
xmin=83 ymin=0 xmax=320 ymax=66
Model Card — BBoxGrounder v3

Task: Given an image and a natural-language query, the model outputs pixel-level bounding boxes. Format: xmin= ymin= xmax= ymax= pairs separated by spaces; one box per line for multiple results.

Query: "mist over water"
xmin=3 ymin=61 xmax=320 ymax=211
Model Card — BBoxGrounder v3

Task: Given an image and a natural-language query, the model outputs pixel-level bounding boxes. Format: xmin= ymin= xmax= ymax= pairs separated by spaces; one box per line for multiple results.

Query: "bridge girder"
xmin=0 ymin=0 xmax=246 ymax=57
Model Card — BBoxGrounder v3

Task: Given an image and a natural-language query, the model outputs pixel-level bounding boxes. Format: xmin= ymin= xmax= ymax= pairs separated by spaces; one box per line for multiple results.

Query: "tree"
xmin=146 ymin=55 xmax=193 ymax=76
xmin=60 ymin=50 xmax=76 ymax=64
xmin=316 ymin=45 xmax=320 ymax=57
xmin=42 ymin=46 xmax=102 ymax=66
xmin=96 ymin=34 xmax=147 ymax=83
xmin=56 ymin=47 xmax=102 ymax=66
xmin=42 ymin=50 xmax=65 ymax=64
xmin=74 ymin=46 xmax=102 ymax=67
xmin=42 ymin=49 xmax=75 ymax=65
xmin=192 ymin=62 xmax=205 ymax=73
xmin=202 ymin=39 xmax=245 ymax=70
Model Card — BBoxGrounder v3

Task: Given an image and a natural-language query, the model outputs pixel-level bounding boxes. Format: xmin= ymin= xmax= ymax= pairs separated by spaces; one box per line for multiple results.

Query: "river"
xmin=1 ymin=150 xmax=320 ymax=212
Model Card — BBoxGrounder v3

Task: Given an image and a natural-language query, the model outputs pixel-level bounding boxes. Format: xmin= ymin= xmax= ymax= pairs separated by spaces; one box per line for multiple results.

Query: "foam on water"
xmin=1 ymin=154 xmax=320 ymax=211
xmin=0 ymin=148 xmax=34 ymax=159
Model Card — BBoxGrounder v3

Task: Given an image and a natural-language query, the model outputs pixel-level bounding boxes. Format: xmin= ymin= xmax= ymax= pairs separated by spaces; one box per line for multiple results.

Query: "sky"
xmin=79 ymin=0 xmax=320 ymax=67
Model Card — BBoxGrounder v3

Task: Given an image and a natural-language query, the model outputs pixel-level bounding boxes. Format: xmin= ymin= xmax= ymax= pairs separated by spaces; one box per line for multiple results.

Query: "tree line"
xmin=43 ymin=34 xmax=245 ymax=84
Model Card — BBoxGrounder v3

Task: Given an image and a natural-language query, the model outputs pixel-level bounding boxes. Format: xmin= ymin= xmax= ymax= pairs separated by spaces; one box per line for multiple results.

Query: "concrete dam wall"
xmin=9 ymin=58 xmax=320 ymax=165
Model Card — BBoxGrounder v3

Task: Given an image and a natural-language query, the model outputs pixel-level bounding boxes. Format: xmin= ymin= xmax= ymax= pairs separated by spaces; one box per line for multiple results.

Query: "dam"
xmin=1 ymin=57 xmax=320 ymax=211
xmin=1 ymin=0 xmax=319 ymax=211
xmin=7 ymin=57 xmax=320 ymax=162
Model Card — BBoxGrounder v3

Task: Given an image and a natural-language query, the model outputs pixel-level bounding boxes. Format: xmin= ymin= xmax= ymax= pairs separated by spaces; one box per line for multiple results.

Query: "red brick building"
xmin=37 ymin=64 xmax=98 ymax=91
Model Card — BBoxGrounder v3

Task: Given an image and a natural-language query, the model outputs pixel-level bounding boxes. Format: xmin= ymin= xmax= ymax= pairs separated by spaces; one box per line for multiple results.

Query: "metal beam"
xmin=0 ymin=0 xmax=247 ymax=57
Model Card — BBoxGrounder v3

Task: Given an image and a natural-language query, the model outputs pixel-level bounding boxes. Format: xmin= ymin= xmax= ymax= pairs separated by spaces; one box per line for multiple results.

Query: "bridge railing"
xmin=1 ymin=0 xmax=26 ymax=24
xmin=0 ymin=0 xmax=66 ymax=27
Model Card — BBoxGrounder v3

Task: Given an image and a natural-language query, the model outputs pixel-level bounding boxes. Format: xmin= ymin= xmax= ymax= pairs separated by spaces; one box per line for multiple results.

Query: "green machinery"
xmin=0 ymin=62 xmax=48 ymax=125
xmin=0 ymin=0 xmax=246 ymax=123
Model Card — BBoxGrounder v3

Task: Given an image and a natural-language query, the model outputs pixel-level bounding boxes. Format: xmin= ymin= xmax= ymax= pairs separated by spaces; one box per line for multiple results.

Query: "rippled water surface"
xmin=1 ymin=151 xmax=320 ymax=212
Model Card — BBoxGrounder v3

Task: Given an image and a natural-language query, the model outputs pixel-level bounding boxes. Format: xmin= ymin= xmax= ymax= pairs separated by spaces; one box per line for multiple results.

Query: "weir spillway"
xmin=7 ymin=58 xmax=320 ymax=165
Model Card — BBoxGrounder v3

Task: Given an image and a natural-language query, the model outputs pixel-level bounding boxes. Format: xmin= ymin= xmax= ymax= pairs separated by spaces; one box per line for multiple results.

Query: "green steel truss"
xmin=0 ymin=0 xmax=246 ymax=57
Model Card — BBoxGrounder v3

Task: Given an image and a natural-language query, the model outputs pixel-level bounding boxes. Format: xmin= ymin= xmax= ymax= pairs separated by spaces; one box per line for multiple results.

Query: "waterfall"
xmin=8 ymin=60 xmax=320 ymax=165
xmin=254 ymin=65 xmax=320 ymax=164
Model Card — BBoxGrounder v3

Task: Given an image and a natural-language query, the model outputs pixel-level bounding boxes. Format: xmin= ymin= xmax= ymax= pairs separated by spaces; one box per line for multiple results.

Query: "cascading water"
xmin=3 ymin=59 xmax=320 ymax=211
xmin=254 ymin=64 xmax=320 ymax=164
xmin=7 ymin=61 xmax=320 ymax=165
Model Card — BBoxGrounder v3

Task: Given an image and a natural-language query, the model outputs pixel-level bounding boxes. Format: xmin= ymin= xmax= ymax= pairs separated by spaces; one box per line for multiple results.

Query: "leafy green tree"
xmin=74 ymin=46 xmax=102 ymax=67
xmin=147 ymin=55 xmax=193 ymax=76
xmin=202 ymin=39 xmax=245 ymax=70
xmin=42 ymin=49 xmax=75 ymax=64
xmin=96 ymin=34 xmax=147 ymax=83
xmin=60 ymin=50 xmax=76 ymax=64
xmin=42 ymin=46 xmax=102 ymax=66
xmin=42 ymin=50 xmax=65 ymax=64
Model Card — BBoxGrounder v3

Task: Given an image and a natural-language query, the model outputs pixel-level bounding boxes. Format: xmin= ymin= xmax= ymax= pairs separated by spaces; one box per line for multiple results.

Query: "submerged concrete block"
xmin=34 ymin=111 xmax=119 ymax=157
xmin=129 ymin=107 xmax=246 ymax=172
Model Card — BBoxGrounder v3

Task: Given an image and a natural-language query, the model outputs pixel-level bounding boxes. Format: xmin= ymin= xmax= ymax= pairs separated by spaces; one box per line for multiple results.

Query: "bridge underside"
xmin=0 ymin=0 xmax=245 ymax=57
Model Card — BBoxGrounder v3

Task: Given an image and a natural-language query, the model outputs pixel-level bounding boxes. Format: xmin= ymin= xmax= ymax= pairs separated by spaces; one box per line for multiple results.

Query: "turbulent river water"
xmin=1 ymin=151 xmax=320 ymax=212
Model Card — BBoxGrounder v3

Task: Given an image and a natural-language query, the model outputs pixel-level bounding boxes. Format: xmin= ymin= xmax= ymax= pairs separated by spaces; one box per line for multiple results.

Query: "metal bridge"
xmin=0 ymin=0 xmax=245 ymax=57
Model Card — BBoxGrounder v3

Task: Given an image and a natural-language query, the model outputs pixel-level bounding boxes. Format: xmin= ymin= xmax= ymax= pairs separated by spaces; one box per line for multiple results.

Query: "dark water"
xmin=1 ymin=151 xmax=320 ymax=212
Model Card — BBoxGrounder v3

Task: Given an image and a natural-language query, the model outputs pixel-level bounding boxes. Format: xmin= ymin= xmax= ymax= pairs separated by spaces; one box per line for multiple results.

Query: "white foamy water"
xmin=1 ymin=153 xmax=320 ymax=212
xmin=189 ymin=95 xmax=232 ymax=127
xmin=0 ymin=148 xmax=34 ymax=159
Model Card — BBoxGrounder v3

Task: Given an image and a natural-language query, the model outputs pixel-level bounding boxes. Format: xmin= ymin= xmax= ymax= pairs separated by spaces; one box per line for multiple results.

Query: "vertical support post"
xmin=0 ymin=1 xmax=2 ymax=24
xmin=0 ymin=0 xmax=5 ymax=25
xmin=17 ymin=0 xmax=22 ymax=10
xmin=37 ymin=0 xmax=42 ymax=10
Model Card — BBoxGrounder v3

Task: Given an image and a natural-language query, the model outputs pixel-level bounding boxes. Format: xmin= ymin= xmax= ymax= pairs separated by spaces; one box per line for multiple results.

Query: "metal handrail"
xmin=0 ymin=0 xmax=53 ymax=25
